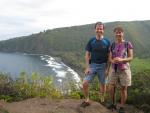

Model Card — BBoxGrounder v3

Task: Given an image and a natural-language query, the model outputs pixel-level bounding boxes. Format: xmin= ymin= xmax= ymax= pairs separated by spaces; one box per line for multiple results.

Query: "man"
xmin=80 ymin=22 xmax=110 ymax=107
xmin=108 ymin=26 xmax=133 ymax=113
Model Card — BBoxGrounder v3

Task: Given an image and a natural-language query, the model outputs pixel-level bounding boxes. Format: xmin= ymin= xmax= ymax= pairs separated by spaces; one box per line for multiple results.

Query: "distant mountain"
xmin=0 ymin=20 xmax=150 ymax=72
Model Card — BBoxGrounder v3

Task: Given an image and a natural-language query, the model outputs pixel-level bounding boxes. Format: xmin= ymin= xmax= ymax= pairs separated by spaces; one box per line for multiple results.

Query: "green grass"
xmin=131 ymin=57 xmax=150 ymax=73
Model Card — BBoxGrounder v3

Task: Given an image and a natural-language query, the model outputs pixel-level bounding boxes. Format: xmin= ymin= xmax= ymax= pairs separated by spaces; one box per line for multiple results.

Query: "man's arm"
xmin=85 ymin=51 xmax=91 ymax=67
xmin=85 ymin=51 xmax=91 ymax=74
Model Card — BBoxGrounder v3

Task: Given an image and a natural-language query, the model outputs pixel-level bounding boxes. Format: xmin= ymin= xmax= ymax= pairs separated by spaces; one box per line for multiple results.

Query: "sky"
xmin=0 ymin=0 xmax=150 ymax=40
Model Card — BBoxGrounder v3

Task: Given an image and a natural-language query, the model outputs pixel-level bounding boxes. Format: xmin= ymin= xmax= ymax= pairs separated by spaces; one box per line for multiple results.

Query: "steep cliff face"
xmin=0 ymin=98 xmax=142 ymax=113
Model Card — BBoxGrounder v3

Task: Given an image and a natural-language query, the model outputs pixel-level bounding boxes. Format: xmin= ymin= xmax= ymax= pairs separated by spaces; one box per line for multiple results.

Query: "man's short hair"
xmin=95 ymin=22 xmax=105 ymax=29
xmin=114 ymin=26 xmax=124 ymax=32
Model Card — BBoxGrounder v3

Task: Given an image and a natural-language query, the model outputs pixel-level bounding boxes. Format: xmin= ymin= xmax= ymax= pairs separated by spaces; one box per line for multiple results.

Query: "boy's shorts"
xmin=84 ymin=63 xmax=107 ymax=85
xmin=109 ymin=69 xmax=131 ymax=86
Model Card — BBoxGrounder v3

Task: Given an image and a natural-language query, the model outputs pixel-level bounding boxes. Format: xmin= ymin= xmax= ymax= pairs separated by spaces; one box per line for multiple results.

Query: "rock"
xmin=0 ymin=98 xmax=143 ymax=113
xmin=1 ymin=98 xmax=111 ymax=113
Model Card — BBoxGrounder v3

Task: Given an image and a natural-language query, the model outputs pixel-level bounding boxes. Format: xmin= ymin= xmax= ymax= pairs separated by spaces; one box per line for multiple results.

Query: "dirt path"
xmin=0 ymin=98 xmax=143 ymax=113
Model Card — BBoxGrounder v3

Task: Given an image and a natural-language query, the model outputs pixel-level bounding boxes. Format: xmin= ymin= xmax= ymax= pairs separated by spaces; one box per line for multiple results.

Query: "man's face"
xmin=95 ymin=24 xmax=104 ymax=35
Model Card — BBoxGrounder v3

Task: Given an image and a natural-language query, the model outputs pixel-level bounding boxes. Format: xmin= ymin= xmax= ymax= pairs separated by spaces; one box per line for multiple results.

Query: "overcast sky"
xmin=0 ymin=0 xmax=150 ymax=40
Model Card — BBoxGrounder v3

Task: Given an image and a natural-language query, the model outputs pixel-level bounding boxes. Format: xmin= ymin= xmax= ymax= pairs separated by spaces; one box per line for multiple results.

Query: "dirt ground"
xmin=0 ymin=98 xmax=143 ymax=113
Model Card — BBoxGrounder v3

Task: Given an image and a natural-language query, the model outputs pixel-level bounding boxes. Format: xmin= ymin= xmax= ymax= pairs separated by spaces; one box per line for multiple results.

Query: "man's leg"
xmin=81 ymin=71 xmax=96 ymax=107
xmin=96 ymin=63 xmax=107 ymax=103
xmin=80 ymin=80 xmax=91 ymax=107
xmin=100 ymin=84 xmax=106 ymax=94
xmin=83 ymin=80 xmax=90 ymax=102
xmin=99 ymin=83 xmax=106 ymax=102
xmin=82 ymin=64 xmax=96 ymax=102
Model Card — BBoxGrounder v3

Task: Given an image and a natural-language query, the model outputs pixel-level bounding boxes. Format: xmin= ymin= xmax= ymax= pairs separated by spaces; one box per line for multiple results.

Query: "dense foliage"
xmin=0 ymin=72 xmax=82 ymax=102
xmin=0 ymin=72 xmax=62 ymax=102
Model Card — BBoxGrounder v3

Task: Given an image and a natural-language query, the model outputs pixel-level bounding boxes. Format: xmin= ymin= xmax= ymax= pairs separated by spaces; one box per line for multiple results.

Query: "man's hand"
xmin=84 ymin=67 xmax=91 ymax=75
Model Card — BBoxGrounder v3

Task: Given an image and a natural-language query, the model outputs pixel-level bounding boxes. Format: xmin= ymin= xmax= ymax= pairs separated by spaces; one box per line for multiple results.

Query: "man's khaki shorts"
xmin=109 ymin=69 xmax=131 ymax=86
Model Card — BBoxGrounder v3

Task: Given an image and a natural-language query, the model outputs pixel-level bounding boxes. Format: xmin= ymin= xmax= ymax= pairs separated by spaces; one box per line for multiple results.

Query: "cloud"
xmin=0 ymin=0 xmax=150 ymax=40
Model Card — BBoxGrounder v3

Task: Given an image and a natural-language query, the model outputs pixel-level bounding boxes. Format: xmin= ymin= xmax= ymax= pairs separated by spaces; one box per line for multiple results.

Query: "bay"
xmin=0 ymin=52 xmax=81 ymax=91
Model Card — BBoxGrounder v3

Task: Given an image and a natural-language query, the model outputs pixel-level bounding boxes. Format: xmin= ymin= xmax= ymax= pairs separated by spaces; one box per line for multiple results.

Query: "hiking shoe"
xmin=119 ymin=107 xmax=125 ymax=113
xmin=80 ymin=101 xmax=90 ymax=108
xmin=107 ymin=104 xmax=117 ymax=111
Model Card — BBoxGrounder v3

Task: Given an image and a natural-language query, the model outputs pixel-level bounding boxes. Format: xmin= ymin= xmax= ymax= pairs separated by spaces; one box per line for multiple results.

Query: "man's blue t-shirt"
xmin=86 ymin=37 xmax=110 ymax=64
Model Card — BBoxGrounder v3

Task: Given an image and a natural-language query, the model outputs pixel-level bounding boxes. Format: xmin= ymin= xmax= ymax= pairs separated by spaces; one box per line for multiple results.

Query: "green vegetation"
xmin=131 ymin=58 xmax=150 ymax=73
xmin=128 ymin=70 xmax=150 ymax=105
xmin=129 ymin=58 xmax=150 ymax=112
xmin=0 ymin=72 xmax=62 ymax=102
xmin=0 ymin=72 xmax=82 ymax=102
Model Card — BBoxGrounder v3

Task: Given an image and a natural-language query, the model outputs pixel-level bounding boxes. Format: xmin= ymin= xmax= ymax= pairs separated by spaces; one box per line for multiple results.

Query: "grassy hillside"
xmin=131 ymin=58 xmax=150 ymax=73
xmin=0 ymin=20 xmax=150 ymax=73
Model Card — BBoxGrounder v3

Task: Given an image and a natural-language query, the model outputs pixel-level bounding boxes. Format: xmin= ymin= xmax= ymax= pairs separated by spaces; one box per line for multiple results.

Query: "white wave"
xmin=57 ymin=79 xmax=62 ymax=83
xmin=40 ymin=57 xmax=46 ymax=60
xmin=46 ymin=61 xmax=62 ymax=69
xmin=67 ymin=67 xmax=81 ymax=83
xmin=55 ymin=70 xmax=67 ymax=78
xmin=40 ymin=55 xmax=81 ymax=85
xmin=52 ymin=68 xmax=56 ymax=71
xmin=57 ymin=60 xmax=81 ymax=83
